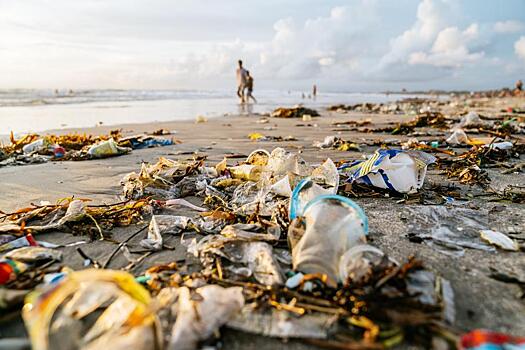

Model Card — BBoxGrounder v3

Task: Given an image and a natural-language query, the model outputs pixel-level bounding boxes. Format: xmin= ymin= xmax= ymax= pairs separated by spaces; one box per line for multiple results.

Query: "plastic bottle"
xmin=289 ymin=194 xmax=368 ymax=287
xmin=0 ymin=259 xmax=30 ymax=285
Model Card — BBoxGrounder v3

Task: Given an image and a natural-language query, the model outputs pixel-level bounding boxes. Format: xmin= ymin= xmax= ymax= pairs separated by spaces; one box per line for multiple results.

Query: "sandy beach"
xmin=1 ymin=95 xmax=524 ymax=348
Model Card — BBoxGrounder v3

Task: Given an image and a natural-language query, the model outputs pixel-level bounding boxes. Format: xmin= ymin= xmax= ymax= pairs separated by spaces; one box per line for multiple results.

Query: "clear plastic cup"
xmin=291 ymin=194 xmax=368 ymax=287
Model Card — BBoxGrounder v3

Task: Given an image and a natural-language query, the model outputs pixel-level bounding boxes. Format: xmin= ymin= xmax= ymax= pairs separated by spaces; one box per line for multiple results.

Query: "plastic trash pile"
xmin=0 ymin=146 xmax=472 ymax=349
xmin=271 ymin=106 xmax=319 ymax=119
xmin=0 ymin=130 xmax=174 ymax=167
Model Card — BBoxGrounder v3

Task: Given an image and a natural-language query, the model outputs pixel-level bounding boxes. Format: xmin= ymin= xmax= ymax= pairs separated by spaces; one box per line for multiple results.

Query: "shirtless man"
xmin=236 ymin=60 xmax=248 ymax=103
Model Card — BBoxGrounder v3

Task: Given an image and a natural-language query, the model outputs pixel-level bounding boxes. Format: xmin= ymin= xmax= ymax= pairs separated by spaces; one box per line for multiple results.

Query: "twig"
xmin=86 ymin=213 xmax=104 ymax=240
xmin=76 ymin=247 xmax=100 ymax=268
xmin=102 ymin=224 xmax=148 ymax=268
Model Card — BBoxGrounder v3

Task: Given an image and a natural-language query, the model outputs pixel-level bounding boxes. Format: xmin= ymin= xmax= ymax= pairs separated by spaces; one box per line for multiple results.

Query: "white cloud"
xmin=494 ymin=20 xmax=524 ymax=33
xmin=515 ymin=36 xmax=525 ymax=61
xmin=166 ymin=1 xmax=382 ymax=85
xmin=380 ymin=0 xmax=452 ymax=67
xmin=380 ymin=0 xmax=484 ymax=71
xmin=408 ymin=24 xmax=484 ymax=68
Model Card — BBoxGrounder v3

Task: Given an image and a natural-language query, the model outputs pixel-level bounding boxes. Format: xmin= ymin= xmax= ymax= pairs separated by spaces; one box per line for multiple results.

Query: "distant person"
xmin=312 ymin=84 xmax=317 ymax=98
xmin=245 ymin=71 xmax=257 ymax=103
xmin=516 ymin=79 xmax=523 ymax=91
xmin=236 ymin=60 xmax=248 ymax=103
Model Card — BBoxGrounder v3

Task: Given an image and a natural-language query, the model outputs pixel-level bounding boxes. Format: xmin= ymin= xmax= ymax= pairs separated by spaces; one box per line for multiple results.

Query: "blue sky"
xmin=0 ymin=0 xmax=524 ymax=91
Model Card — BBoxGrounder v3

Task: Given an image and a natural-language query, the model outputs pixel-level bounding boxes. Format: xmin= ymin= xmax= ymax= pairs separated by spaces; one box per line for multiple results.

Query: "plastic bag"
xmin=23 ymin=269 xmax=161 ymax=350
xmin=339 ymin=149 xmax=436 ymax=194
xmin=22 ymin=138 xmax=51 ymax=154
xmin=289 ymin=194 xmax=368 ymax=287
xmin=87 ymin=138 xmax=130 ymax=158
xmin=168 ymin=285 xmax=244 ymax=350
xmin=446 ymin=128 xmax=470 ymax=145
xmin=140 ymin=215 xmax=163 ymax=251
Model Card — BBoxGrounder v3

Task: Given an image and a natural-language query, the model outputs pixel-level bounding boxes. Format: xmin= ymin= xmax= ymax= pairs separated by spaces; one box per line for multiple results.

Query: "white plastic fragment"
xmin=480 ymin=230 xmax=519 ymax=251
xmin=340 ymin=149 xmax=436 ymax=194
xmin=168 ymin=285 xmax=244 ymax=350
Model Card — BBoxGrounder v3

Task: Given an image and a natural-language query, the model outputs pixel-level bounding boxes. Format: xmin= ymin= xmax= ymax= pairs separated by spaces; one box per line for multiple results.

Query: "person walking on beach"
xmin=245 ymin=71 xmax=257 ymax=103
xmin=312 ymin=84 xmax=317 ymax=98
xmin=236 ymin=60 xmax=248 ymax=103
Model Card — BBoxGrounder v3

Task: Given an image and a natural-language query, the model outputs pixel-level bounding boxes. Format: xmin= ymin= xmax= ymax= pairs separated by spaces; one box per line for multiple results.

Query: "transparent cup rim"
xmin=301 ymin=193 xmax=369 ymax=235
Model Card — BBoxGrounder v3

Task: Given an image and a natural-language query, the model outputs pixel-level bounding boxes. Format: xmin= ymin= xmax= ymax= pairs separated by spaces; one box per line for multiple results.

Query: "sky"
xmin=0 ymin=0 xmax=524 ymax=92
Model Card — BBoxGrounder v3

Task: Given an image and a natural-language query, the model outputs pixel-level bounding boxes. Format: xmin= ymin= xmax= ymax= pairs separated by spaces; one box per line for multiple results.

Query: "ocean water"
xmin=0 ymin=89 xmax=420 ymax=135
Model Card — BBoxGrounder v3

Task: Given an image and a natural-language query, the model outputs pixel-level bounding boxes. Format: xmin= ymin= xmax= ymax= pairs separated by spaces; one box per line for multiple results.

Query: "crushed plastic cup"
xmin=289 ymin=194 xmax=368 ymax=287
xmin=446 ymin=128 xmax=469 ymax=145
xmin=246 ymin=149 xmax=270 ymax=166
xmin=229 ymin=164 xmax=263 ymax=181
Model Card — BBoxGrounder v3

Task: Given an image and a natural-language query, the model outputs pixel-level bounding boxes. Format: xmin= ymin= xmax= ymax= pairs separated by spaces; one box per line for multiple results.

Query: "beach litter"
xmin=314 ymin=135 xmax=361 ymax=151
xmin=1 ymin=90 xmax=525 ymax=348
xmin=271 ymin=106 xmax=319 ymax=119
xmin=339 ymin=149 xmax=436 ymax=194
xmin=0 ymin=130 xmax=174 ymax=167
xmin=0 ymin=144 xmax=468 ymax=349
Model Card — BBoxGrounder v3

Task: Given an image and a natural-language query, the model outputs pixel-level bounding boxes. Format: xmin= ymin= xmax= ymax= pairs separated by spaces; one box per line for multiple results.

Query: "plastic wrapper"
xmin=140 ymin=215 xmax=163 ymax=251
xmin=21 ymin=200 xmax=86 ymax=233
xmin=189 ymin=228 xmax=283 ymax=286
xmin=264 ymin=147 xmax=311 ymax=178
xmin=0 ymin=258 xmax=30 ymax=284
xmin=22 ymin=138 xmax=51 ymax=154
xmin=87 ymin=138 xmax=130 ymax=158
xmin=5 ymin=247 xmax=62 ymax=263
xmin=446 ymin=128 xmax=470 ymax=145
xmin=22 ymin=269 xmax=161 ymax=350
xmin=339 ymin=149 xmax=436 ymax=194
xmin=168 ymin=285 xmax=244 ymax=350
xmin=406 ymin=206 xmax=494 ymax=256
xmin=243 ymin=242 xmax=284 ymax=286
xmin=228 ymin=306 xmax=336 ymax=339
xmin=0 ymin=234 xmax=38 ymax=253
xmin=458 ymin=111 xmax=486 ymax=128
xmin=289 ymin=194 xmax=368 ymax=287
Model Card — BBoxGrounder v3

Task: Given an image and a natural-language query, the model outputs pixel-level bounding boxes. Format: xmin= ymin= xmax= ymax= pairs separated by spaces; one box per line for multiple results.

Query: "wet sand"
xmin=1 ymin=98 xmax=524 ymax=347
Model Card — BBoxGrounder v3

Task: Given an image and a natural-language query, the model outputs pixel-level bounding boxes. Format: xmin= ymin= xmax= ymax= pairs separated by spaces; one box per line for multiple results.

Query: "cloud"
xmin=165 ymin=1 xmax=382 ymax=86
xmin=494 ymin=20 xmax=524 ymax=33
xmin=515 ymin=36 xmax=525 ymax=60
xmin=380 ymin=0 xmax=452 ymax=67
xmin=408 ymin=24 xmax=484 ymax=68
xmin=379 ymin=0 xmax=485 ymax=76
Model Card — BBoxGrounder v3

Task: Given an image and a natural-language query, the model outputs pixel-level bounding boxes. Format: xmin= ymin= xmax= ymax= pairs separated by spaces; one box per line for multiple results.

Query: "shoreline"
xmin=0 ymin=91 xmax=437 ymax=136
